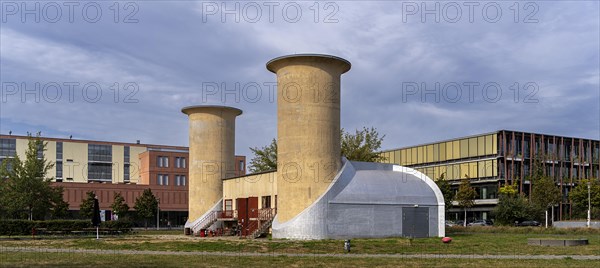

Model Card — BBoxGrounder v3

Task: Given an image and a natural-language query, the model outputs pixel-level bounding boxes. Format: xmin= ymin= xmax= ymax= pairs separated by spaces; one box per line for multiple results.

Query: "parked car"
xmin=467 ymin=220 xmax=494 ymax=226
xmin=445 ymin=220 xmax=456 ymax=227
xmin=517 ymin=220 xmax=540 ymax=227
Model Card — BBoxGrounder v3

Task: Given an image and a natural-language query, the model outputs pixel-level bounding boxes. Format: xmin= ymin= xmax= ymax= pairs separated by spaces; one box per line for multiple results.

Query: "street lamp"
xmin=587 ymin=182 xmax=591 ymax=228
xmin=157 ymin=198 xmax=160 ymax=231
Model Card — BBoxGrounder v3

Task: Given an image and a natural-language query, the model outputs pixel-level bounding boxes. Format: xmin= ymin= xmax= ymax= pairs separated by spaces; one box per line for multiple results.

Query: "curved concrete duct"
xmin=181 ymin=105 xmax=242 ymax=223
xmin=267 ymin=54 xmax=351 ymax=223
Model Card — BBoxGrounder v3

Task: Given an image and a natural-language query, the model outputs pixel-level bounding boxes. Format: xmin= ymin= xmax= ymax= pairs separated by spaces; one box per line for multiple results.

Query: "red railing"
xmin=217 ymin=210 xmax=237 ymax=219
xmin=243 ymin=220 xmax=259 ymax=237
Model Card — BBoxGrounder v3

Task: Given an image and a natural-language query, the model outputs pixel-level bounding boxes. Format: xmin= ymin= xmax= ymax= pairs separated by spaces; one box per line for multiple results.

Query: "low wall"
xmin=528 ymin=238 xmax=589 ymax=246
xmin=553 ymin=221 xmax=600 ymax=229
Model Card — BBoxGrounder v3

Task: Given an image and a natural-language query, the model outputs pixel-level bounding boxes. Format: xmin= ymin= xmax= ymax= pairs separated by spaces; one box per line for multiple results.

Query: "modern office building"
xmin=0 ymin=134 xmax=246 ymax=226
xmin=379 ymin=130 xmax=600 ymax=221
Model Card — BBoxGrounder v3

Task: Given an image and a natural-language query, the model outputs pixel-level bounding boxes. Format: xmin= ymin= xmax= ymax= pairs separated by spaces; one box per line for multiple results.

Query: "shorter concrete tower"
xmin=267 ymin=54 xmax=351 ymax=223
xmin=182 ymin=105 xmax=242 ymax=224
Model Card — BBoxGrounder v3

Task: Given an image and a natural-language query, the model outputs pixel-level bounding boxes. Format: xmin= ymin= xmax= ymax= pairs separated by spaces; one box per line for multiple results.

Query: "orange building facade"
xmin=0 ymin=134 xmax=246 ymax=226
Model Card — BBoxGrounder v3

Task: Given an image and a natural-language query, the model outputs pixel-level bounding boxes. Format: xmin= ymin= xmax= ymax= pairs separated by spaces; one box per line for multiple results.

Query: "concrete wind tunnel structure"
xmin=184 ymin=54 xmax=444 ymax=239
xmin=267 ymin=54 xmax=351 ymax=223
xmin=182 ymin=105 xmax=242 ymax=231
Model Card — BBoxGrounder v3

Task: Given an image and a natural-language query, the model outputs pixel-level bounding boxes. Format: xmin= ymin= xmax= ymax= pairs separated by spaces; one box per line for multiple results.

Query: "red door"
xmin=248 ymin=197 xmax=258 ymax=218
xmin=236 ymin=198 xmax=248 ymax=235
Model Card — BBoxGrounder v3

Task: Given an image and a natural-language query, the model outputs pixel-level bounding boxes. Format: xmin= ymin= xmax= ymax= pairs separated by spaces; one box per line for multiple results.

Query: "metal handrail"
xmin=257 ymin=208 xmax=275 ymax=221
xmin=191 ymin=211 xmax=217 ymax=233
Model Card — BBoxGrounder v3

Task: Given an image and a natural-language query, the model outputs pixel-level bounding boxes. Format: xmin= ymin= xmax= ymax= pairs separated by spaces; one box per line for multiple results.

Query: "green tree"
xmin=493 ymin=184 xmax=538 ymax=225
xmin=79 ymin=191 xmax=96 ymax=219
xmin=454 ymin=177 xmax=477 ymax=226
xmin=248 ymin=139 xmax=277 ymax=173
xmin=0 ymin=133 xmax=63 ymax=220
xmin=111 ymin=192 xmax=130 ymax=219
xmin=50 ymin=187 xmax=70 ymax=219
xmin=569 ymin=179 xmax=600 ymax=219
xmin=248 ymin=127 xmax=387 ymax=172
xmin=134 ymin=188 xmax=158 ymax=229
xmin=529 ymin=156 xmax=561 ymax=220
xmin=341 ymin=127 xmax=386 ymax=162
xmin=435 ymin=173 xmax=453 ymax=214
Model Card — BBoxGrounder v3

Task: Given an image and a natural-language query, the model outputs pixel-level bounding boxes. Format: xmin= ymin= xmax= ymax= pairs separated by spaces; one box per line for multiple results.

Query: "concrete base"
xmin=554 ymin=221 xmax=600 ymax=229
xmin=527 ymin=238 xmax=589 ymax=246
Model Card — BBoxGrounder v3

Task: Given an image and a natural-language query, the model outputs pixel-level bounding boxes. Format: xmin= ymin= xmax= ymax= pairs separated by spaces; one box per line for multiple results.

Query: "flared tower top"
xmin=181 ymin=105 xmax=243 ymax=116
xmin=266 ymin=54 xmax=351 ymax=74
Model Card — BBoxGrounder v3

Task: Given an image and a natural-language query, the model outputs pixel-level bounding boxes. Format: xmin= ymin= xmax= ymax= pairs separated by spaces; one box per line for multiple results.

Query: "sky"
xmin=1 ymin=1 xmax=599 ymax=162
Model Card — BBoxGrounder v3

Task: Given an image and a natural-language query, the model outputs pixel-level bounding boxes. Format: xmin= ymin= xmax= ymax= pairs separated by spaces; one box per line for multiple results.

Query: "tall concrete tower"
xmin=267 ymin=54 xmax=351 ymax=223
xmin=182 ymin=105 xmax=242 ymax=223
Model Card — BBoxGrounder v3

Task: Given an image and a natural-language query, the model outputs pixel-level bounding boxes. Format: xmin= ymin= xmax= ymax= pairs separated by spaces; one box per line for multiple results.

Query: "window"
xmin=124 ymin=164 xmax=130 ymax=181
xmin=468 ymin=162 xmax=478 ymax=178
xmin=0 ymin=159 xmax=13 ymax=173
xmin=477 ymin=136 xmax=485 ymax=156
xmin=417 ymin=146 xmax=424 ymax=164
xmin=175 ymin=157 xmax=186 ymax=168
xmin=88 ymin=144 xmax=112 ymax=182
xmin=426 ymin=145 xmax=433 ymax=162
xmin=56 ymin=142 xmax=63 ymax=179
xmin=175 ymin=175 xmax=186 ymax=186
xmin=468 ymin=137 xmax=477 ymax=157
xmin=158 ymin=174 xmax=169 ymax=185
xmin=389 ymin=151 xmax=395 ymax=163
xmin=36 ymin=143 xmax=43 ymax=159
xmin=88 ymin=144 xmax=112 ymax=162
xmin=439 ymin=143 xmax=446 ymax=162
xmin=262 ymin=196 xmax=271 ymax=208
xmin=224 ymin=199 xmax=233 ymax=211
xmin=400 ymin=149 xmax=407 ymax=165
xmin=452 ymin=140 xmax=460 ymax=159
xmin=524 ymin=139 xmax=531 ymax=158
xmin=485 ymin=135 xmax=495 ymax=155
xmin=460 ymin=139 xmax=469 ymax=158
xmin=460 ymin=163 xmax=469 ymax=179
xmin=475 ymin=185 xmax=498 ymax=199
xmin=158 ymin=156 xmax=169 ymax=168
xmin=0 ymin=138 xmax=16 ymax=158
xmin=56 ymin=142 xmax=63 ymax=160
xmin=124 ymin=146 xmax=130 ymax=163
xmin=563 ymin=143 xmax=571 ymax=160
xmin=88 ymin=163 xmax=112 ymax=182
xmin=56 ymin=162 xmax=63 ymax=178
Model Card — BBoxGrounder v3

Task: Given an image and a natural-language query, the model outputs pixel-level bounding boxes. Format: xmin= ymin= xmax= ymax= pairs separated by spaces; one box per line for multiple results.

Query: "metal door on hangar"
xmin=402 ymin=207 xmax=429 ymax=238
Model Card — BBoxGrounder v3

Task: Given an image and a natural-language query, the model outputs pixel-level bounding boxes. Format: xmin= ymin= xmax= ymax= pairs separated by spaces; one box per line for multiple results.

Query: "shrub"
xmin=0 ymin=219 xmax=134 ymax=236
xmin=0 ymin=220 xmax=36 ymax=236
xmin=101 ymin=219 xmax=134 ymax=234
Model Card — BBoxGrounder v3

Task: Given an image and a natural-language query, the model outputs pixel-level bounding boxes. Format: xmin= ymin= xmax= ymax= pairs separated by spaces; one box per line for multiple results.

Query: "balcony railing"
xmin=217 ymin=210 xmax=237 ymax=219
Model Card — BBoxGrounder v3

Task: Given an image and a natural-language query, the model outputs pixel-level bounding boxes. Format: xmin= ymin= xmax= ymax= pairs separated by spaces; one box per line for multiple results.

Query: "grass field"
xmin=1 ymin=227 xmax=599 ymax=267
xmin=1 ymin=251 xmax=599 ymax=268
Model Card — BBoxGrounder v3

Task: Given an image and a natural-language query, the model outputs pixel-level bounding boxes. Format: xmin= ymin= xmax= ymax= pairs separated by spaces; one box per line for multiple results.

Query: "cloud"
xmin=1 ymin=1 xmax=598 ymax=165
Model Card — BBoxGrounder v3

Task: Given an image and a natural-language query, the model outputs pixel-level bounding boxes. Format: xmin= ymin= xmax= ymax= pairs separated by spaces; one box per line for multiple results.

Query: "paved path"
xmin=2 ymin=247 xmax=600 ymax=260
